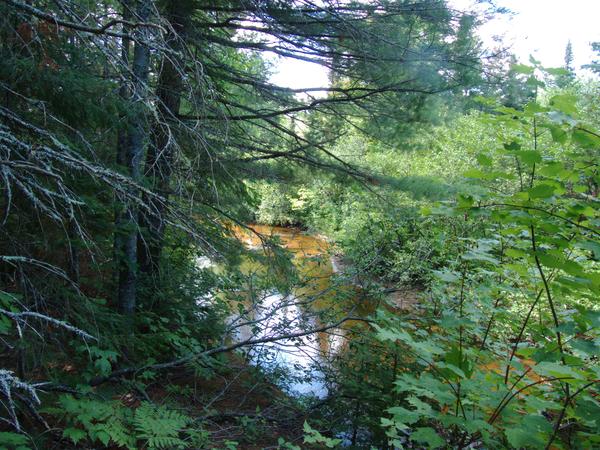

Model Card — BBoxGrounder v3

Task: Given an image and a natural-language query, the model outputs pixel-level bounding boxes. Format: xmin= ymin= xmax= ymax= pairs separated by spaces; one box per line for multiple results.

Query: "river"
xmin=226 ymin=224 xmax=370 ymax=398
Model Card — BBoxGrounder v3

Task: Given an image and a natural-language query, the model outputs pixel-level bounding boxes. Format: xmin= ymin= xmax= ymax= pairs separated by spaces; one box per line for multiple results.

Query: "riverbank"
xmin=137 ymin=354 xmax=310 ymax=449
xmin=212 ymin=222 xmax=426 ymax=445
xmin=126 ymin=223 xmax=423 ymax=448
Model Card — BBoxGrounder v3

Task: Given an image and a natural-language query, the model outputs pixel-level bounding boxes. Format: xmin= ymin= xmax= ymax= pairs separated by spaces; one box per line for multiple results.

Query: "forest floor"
xmin=386 ymin=287 xmax=422 ymax=311
xmin=144 ymin=354 xmax=310 ymax=449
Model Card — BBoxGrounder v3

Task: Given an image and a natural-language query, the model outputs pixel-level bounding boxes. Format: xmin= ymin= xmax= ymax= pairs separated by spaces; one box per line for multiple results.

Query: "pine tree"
xmin=565 ymin=40 xmax=574 ymax=72
xmin=0 ymin=1 xmax=490 ymax=437
xmin=583 ymin=41 xmax=600 ymax=74
xmin=557 ymin=40 xmax=576 ymax=87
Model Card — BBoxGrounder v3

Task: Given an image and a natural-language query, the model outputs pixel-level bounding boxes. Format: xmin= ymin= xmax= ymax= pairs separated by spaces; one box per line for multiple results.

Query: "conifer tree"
xmin=583 ymin=41 xmax=600 ymax=74
xmin=557 ymin=39 xmax=576 ymax=87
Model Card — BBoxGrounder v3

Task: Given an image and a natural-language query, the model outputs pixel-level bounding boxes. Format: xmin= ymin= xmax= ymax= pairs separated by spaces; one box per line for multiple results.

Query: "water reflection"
xmin=232 ymin=292 xmax=327 ymax=396
xmin=226 ymin=224 xmax=352 ymax=397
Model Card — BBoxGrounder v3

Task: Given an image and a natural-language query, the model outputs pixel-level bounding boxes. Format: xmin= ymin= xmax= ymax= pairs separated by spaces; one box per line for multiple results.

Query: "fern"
xmin=54 ymin=395 xmax=193 ymax=449
xmin=0 ymin=431 xmax=31 ymax=450
xmin=55 ymin=395 xmax=136 ymax=449
xmin=134 ymin=403 xmax=191 ymax=449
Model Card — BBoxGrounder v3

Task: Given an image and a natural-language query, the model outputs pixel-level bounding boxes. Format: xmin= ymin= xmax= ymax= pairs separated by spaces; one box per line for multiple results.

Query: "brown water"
xmin=235 ymin=224 xmax=330 ymax=256
xmin=227 ymin=224 xmax=368 ymax=397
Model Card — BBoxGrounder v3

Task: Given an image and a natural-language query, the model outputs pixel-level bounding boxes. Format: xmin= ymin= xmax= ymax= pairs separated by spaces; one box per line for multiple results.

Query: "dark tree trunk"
xmin=114 ymin=0 xmax=131 ymax=311
xmin=138 ymin=0 xmax=190 ymax=280
xmin=117 ymin=0 xmax=151 ymax=315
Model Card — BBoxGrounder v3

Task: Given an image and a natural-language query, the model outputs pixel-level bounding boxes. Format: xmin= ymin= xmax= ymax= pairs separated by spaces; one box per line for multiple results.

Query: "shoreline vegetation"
xmin=1 ymin=0 xmax=598 ymax=448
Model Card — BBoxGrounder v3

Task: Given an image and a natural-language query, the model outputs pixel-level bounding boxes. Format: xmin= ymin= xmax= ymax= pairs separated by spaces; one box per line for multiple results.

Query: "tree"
xmin=583 ymin=41 xmax=600 ymax=74
xmin=565 ymin=39 xmax=574 ymax=71
xmin=344 ymin=67 xmax=600 ymax=450
xmin=556 ymin=39 xmax=576 ymax=87
xmin=118 ymin=0 xmax=488 ymax=303
xmin=0 ymin=0 xmax=492 ymax=441
xmin=117 ymin=0 xmax=152 ymax=315
xmin=499 ymin=55 xmax=537 ymax=108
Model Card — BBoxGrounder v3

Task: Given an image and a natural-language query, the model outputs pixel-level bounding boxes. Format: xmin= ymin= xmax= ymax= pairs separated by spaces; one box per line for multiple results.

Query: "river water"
xmin=228 ymin=224 xmax=362 ymax=398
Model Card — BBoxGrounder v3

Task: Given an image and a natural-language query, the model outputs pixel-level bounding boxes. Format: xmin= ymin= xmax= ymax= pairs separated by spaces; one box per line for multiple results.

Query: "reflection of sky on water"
xmin=234 ymin=293 xmax=327 ymax=397
xmin=213 ymin=225 xmax=353 ymax=398
xmin=250 ymin=334 xmax=328 ymax=398
xmin=231 ymin=292 xmax=343 ymax=398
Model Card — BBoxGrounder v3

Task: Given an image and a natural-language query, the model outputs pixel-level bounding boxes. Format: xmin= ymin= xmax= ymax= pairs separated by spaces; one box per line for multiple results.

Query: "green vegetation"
xmin=0 ymin=1 xmax=598 ymax=449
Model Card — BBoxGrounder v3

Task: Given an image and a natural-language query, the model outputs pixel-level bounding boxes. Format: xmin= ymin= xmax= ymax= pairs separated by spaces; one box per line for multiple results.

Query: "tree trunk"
xmin=138 ymin=0 xmax=190 ymax=281
xmin=117 ymin=0 xmax=151 ymax=315
xmin=114 ymin=0 xmax=131 ymax=307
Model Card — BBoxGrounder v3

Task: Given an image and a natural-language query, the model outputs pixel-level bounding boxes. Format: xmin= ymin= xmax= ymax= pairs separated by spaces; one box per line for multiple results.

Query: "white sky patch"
xmin=454 ymin=0 xmax=600 ymax=71
xmin=268 ymin=54 xmax=331 ymax=93
xmin=269 ymin=0 xmax=600 ymax=90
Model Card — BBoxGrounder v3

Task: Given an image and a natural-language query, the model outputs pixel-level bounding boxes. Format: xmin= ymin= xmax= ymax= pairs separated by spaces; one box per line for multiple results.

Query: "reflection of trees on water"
xmin=219 ymin=225 xmax=371 ymax=397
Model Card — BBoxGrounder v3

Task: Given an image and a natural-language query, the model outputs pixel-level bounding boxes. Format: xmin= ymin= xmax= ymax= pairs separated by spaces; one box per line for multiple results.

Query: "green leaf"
xmin=375 ymin=325 xmax=412 ymax=343
xmin=505 ymin=428 xmax=531 ymax=448
xmin=462 ymin=249 xmax=499 ymax=264
xmin=528 ymin=183 xmax=555 ymax=199
xmin=505 ymin=248 xmax=527 ymax=259
xmin=504 ymin=141 xmax=521 ymax=151
xmin=443 ymin=346 xmax=474 ymax=378
xmin=95 ymin=358 xmax=112 ymax=375
xmin=476 ymin=153 xmax=493 ymax=166
xmin=0 ymin=432 xmax=30 ymax=447
xmin=407 ymin=396 xmax=434 ymax=416
xmin=463 ymin=168 xmax=487 ymax=179
xmin=96 ymin=430 xmax=111 ymax=446
xmin=550 ymin=94 xmax=578 ymax=115
xmin=534 ymin=362 xmax=583 ymax=380
xmin=549 ymin=124 xmax=569 ymax=143
xmin=303 ymin=421 xmax=341 ymax=448
xmin=511 ymin=64 xmax=534 ymax=75
xmin=582 ymin=309 xmax=600 ymax=328
xmin=63 ymin=428 xmax=87 ymax=445
xmin=572 ymin=129 xmax=600 ymax=148
xmin=387 ymin=406 xmax=420 ymax=425
xmin=411 ymin=427 xmax=444 ymax=448
xmin=457 ymin=194 xmax=474 ymax=208
xmin=538 ymin=161 xmax=564 ymax=177
xmin=536 ymin=253 xmax=585 ymax=276
xmin=516 ymin=150 xmax=542 ymax=165
xmin=438 ymin=362 xmax=466 ymax=379
xmin=546 ymin=67 xmax=570 ymax=76
xmin=524 ymin=101 xmax=547 ymax=114
xmin=571 ymin=338 xmax=599 ymax=357
xmin=575 ymin=240 xmax=600 ymax=259
xmin=505 ymin=415 xmax=550 ymax=448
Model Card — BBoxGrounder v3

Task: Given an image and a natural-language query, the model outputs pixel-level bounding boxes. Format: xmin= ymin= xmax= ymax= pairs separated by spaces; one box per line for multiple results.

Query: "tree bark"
xmin=138 ymin=0 xmax=190 ymax=280
xmin=117 ymin=0 xmax=151 ymax=315
xmin=114 ymin=0 xmax=131 ymax=307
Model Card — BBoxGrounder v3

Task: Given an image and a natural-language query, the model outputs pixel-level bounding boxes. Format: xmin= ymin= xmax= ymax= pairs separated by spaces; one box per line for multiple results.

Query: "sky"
xmin=454 ymin=0 xmax=600 ymax=70
xmin=269 ymin=0 xmax=600 ymax=90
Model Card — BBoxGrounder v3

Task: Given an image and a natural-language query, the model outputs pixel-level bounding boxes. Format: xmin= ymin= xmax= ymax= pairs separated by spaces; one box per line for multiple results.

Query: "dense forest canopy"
xmin=0 ymin=0 xmax=598 ymax=449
